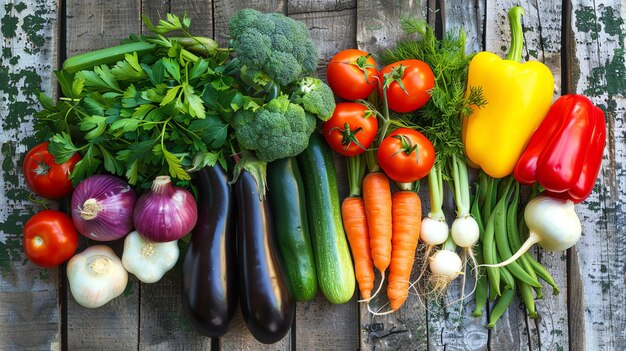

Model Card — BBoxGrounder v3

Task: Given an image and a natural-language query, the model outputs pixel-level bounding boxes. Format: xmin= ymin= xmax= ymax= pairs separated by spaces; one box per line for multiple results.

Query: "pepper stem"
xmin=505 ymin=6 xmax=526 ymax=62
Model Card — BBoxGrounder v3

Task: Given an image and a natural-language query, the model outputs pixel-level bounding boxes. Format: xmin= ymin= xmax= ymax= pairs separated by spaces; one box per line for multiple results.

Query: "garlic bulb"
xmin=67 ymin=245 xmax=128 ymax=308
xmin=122 ymin=231 xmax=179 ymax=283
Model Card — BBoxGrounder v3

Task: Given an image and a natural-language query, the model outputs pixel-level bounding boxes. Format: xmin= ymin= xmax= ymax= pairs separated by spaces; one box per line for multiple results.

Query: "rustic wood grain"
xmin=65 ymin=1 xmax=142 ymax=348
xmin=288 ymin=0 xmax=356 ymax=15
xmin=142 ymin=0 xmax=213 ymax=37
xmin=356 ymin=0 xmax=430 ymax=55
xmin=65 ymin=0 xmax=141 ymax=54
xmin=0 ymin=0 xmax=60 ymax=350
xmin=138 ymin=269 xmax=213 ymax=350
xmin=440 ymin=0 xmax=485 ymax=52
xmin=288 ymin=6 xmax=357 ymax=76
xmin=567 ymin=0 xmax=626 ymax=350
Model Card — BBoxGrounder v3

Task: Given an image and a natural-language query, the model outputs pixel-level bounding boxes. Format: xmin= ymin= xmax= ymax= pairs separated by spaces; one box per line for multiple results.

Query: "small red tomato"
xmin=377 ymin=128 xmax=435 ymax=183
xmin=327 ymin=49 xmax=379 ymax=100
xmin=322 ymin=102 xmax=378 ymax=156
xmin=378 ymin=59 xmax=435 ymax=113
xmin=23 ymin=142 xmax=81 ymax=199
xmin=23 ymin=210 xmax=79 ymax=268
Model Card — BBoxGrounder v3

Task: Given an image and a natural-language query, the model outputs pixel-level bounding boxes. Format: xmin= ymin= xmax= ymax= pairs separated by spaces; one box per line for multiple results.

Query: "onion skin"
xmin=71 ymin=175 xmax=136 ymax=241
xmin=133 ymin=176 xmax=198 ymax=242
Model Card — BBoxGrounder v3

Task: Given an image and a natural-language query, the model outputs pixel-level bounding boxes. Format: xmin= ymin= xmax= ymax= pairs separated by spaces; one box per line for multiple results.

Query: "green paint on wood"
xmin=2 ymin=47 xmax=12 ymax=58
xmin=22 ymin=15 xmax=46 ymax=53
xmin=599 ymin=6 xmax=624 ymax=38
xmin=14 ymin=2 xmax=27 ymax=13
xmin=575 ymin=6 xmax=599 ymax=40
xmin=1 ymin=12 xmax=19 ymax=38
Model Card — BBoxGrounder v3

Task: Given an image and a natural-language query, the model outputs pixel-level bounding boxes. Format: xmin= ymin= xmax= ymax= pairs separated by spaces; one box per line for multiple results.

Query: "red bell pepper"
xmin=514 ymin=94 xmax=606 ymax=203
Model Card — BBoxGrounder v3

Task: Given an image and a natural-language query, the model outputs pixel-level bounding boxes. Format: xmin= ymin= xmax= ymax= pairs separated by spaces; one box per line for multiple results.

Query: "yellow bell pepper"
xmin=462 ymin=6 xmax=554 ymax=178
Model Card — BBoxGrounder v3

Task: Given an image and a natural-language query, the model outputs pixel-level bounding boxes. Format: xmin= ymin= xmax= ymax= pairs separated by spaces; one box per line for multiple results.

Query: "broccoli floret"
xmin=233 ymin=95 xmax=316 ymax=162
xmin=291 ymin=77 xmax=336 ymax=121
xmin=229 ymin=9 xmax=318 ymax=86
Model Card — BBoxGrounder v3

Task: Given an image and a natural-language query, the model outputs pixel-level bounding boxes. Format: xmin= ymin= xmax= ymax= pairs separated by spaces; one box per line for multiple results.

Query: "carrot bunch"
xmin=342 ymin=161 xmax=423 ymax=311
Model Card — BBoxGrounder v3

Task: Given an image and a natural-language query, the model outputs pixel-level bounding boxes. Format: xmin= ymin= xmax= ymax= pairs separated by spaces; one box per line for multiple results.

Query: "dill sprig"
xmin=380 ymin=18 xmax=487 ymax=172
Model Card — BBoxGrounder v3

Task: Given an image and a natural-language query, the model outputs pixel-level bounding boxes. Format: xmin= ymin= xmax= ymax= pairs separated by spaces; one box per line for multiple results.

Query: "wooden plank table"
xmin=1 ymin=0 xmax=624 ymax=349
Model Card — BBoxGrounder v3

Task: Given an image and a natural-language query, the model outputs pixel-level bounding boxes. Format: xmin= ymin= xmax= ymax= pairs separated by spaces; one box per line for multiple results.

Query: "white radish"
xmin=484 ymin=195 xmax=582 ymax=268
xmin=450 ymin=215 xmax=479 ymax=248
xmin=429 ymin=249 xmax=463 ymax=279
xmin=421 ymin=214 xmax=449 ymax=245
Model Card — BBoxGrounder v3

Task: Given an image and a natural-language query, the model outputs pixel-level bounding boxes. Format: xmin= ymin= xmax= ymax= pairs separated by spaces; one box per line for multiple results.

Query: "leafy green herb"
xmin=35 ymin=14 xmax=235 ymax=190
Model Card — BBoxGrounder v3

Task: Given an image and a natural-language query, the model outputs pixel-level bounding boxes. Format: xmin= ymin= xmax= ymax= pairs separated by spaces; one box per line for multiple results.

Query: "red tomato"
xmin=23 ymin=210 xmax=79 ymax=268
xmin=378 ymin=59 xmax=435 ymax=113
xmin=377 ymin=128 xmax=435 ymax=183
xmin=327 ymin=49 xmax=379 ymax=101
xmin=322 ymin=102 xmax=378 ymax=156
xmin=23 ymin=142 xmax=81 ymax=199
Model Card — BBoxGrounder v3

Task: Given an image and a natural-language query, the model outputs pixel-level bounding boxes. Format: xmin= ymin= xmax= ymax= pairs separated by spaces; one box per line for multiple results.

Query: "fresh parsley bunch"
xmin=35 ymin=14 xmax=258 ymax=190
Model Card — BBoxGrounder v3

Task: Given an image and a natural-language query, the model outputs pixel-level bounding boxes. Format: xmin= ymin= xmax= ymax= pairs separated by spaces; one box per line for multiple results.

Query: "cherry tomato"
xmin=23 ymin=210 xmax=79 ymax=268
xmin=23 ymin=142 xmax=81 ymax=199
xmin=378 ymin=59 xmax=435 ymax=113
xmin=322 ymin=102 xmax=378 ymax=156
xmin=377 ymin=128 xmax=435 ymax=183
xmin=327 ymin=49 xmax=379 ymax=101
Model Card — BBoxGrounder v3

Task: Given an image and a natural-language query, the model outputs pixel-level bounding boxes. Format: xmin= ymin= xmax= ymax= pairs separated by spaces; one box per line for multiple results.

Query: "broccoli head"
xmin=233 ymin=95 xmax=316 ymax=162
xmin=291 ymin=77 xmax=336 ymax=121
xmin=228 ymin=9 xmax=318 ymax=86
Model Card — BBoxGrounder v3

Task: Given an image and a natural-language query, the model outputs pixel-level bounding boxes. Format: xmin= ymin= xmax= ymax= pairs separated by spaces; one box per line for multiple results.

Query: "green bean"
xmin=527 ymin=256 xmax=560 ymax=295
xmin=519 ymin=281 xmax=538 ymax=318
xmin=472 ymin=246 xmax=488 ymax=317
xmin=470 ymin=186 xmax=485 ymax=237
xmin=496 ymin=186 xmax=542 ymax=288
xmin=488 ymin=284 xmax=516 ymax=328
xmin=477 ymin=172 xmax=489 ymax=211
xmin=481 ymin=176 xmax=494 ymax=225
xmin=507 ymin=185 xmax=543 ymax=297
xmin=483 ymin=210 xmax=501 ymax=297
xmin=498 ymin=258 xmax=515 ymax=291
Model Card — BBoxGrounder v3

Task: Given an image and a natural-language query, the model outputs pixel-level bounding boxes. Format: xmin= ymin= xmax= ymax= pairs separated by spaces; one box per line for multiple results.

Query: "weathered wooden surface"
xmin=0 ymin=1 xmax=60 ymax=350
xmin=1 ymin=0 xmax=624 ymax=350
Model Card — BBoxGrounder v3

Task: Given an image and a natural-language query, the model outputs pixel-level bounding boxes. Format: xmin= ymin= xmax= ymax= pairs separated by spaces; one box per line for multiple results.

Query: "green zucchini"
xmin=298 ymin=132 xmax=355 ymax=304
xmin=62 ymin=41 xmax=157 ymax=73
xmin=267 ymin=157 xmax=318 ymax=301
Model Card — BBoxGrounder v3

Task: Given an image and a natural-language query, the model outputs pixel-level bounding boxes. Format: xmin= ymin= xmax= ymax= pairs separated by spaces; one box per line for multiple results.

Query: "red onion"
xmin=71 ymin=175 xmax=137 ymax=241
xmin=133 ymin=176 xmax=198 ymax=242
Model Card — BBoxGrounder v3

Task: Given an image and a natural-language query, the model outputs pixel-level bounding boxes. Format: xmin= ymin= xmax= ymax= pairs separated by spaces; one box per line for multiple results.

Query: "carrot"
xmin=387 ymin=190 xmax=422 ymax=310
xmin=342 ymin=197 xmax=375 ymax=300
xmin=362 ymin=172 xmax=393 ymax=273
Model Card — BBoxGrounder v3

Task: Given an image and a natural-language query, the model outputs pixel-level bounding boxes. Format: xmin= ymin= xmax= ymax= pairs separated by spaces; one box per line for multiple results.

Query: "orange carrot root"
xmin=387 ymin=191 xmax=422 ymax=310
xmin=362 ymin=172 xmax=393 ymax=274
xmin=342 ymin=197 xmax=375 ymax=300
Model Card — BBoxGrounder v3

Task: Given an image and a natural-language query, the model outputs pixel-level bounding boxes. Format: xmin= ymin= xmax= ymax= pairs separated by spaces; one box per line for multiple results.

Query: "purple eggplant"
xmin=235 ymin=170 xmax=295 ymax=344
xmin=182 ymin=165 xmax=236 ymax=337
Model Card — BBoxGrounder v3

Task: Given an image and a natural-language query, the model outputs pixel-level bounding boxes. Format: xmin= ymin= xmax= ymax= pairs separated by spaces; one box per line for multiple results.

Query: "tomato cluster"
xmin=21 ymin=142 xmax=81 ymax=267
xmin=323 ymin=49 xmax=436 ymax=183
